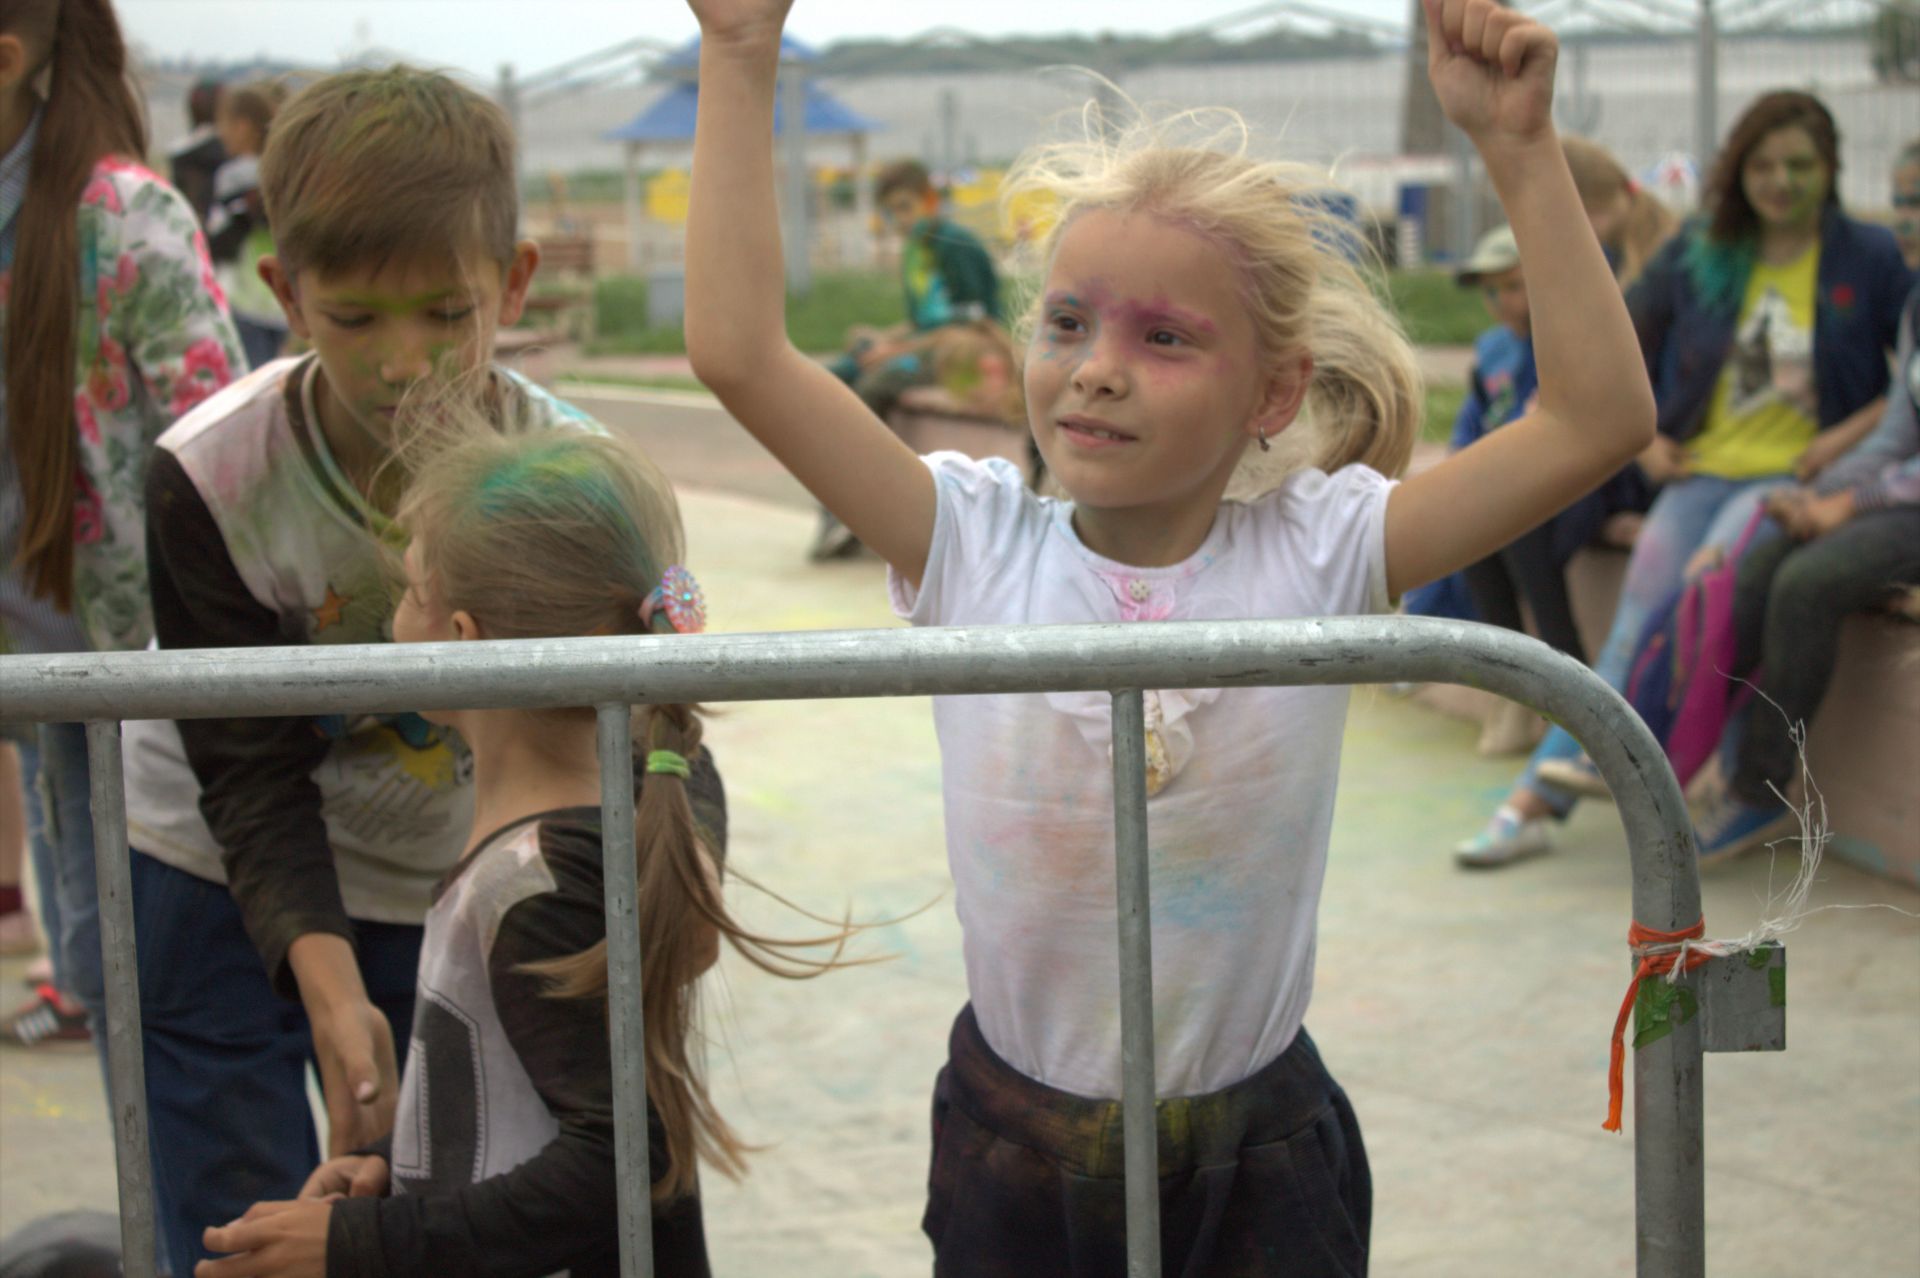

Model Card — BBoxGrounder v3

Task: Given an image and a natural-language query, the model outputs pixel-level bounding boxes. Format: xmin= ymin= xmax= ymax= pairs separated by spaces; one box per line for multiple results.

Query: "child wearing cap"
xmin=1408 ymin=226 xmax=1646 ymax=767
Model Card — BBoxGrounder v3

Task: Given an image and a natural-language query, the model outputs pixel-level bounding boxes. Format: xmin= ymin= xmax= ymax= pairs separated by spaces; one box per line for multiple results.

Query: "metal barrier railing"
xmin=1 ymin=617 xmax=1787 ymax=1278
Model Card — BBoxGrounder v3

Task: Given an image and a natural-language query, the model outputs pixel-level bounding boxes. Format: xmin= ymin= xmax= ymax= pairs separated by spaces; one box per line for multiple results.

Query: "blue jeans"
xmin=130 ymin=850 xmax=422 ymax=1273
xmin=1518 ymin=473 xmax=1788 ymax=817
xmin=25 ymin=725 xmax=109 ymax=1074
xmin=233 ymin=316 xmax=285 ymax=371
xmin=17 ymin=737 xmax=60 ymax=985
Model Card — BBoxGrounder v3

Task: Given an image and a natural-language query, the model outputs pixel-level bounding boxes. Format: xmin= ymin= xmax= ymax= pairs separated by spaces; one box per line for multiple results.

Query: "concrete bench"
xmin=888 ymin=387 xmax=1034 ymax=480
xmin=520 ymin=235 xmax=597 ymax=343
xmin=1411 ymin=542 xmax=1920 ymax=887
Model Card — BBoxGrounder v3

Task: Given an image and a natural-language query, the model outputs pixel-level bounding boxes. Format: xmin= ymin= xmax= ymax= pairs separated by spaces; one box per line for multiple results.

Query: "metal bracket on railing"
xmin=1699 ymin=942 xmax=1787 ymax=1054
xmin=1626 ymin=942 xmax=1787 ymax=1069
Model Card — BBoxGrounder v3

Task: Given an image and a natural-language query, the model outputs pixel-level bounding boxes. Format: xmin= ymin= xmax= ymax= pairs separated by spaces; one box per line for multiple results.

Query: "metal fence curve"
xmin=1 ymin=616 xmax=1757 ymax=1277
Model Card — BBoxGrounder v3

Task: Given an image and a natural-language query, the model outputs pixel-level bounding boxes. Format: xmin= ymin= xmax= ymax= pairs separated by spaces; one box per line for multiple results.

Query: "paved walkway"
xmin=4 ymin=412 xmax=1916 ymax=1275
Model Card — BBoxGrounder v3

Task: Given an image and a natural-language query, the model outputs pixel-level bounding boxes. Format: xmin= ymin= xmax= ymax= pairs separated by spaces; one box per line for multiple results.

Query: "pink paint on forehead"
xmin=1044 ymin=281 xmax=1220 ymax=337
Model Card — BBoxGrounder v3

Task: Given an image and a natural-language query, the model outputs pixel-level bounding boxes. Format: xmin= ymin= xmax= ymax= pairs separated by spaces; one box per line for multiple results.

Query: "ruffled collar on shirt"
xmin=1040 ymin=506 xmax=1227 ymax=796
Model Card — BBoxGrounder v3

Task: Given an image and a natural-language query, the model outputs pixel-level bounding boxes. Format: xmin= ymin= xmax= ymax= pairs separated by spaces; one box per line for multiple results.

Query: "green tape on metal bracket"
xmin=1769 ymin=966 xmax=1786 ymax=1009
xmin=1746 ymin=948 xmax=1773 ymax=970
xmin=1632 ymin=981 xmax=1700 ymax=1050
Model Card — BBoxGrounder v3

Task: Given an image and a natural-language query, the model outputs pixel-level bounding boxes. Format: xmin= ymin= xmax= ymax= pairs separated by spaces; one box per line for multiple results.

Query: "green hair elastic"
xmin=645 ymin=749 xmax=691 ymax=779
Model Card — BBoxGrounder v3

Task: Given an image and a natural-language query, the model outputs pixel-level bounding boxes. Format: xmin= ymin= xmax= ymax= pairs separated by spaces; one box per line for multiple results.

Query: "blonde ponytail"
xmin=1562 ymin=134 xmax=1678 ymax=289
xmin=1296 ymin=259 xmax=1422 ymax=478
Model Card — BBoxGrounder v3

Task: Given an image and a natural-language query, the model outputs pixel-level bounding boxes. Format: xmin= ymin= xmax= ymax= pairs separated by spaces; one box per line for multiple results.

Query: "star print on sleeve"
xmin=311 ymin=584 xmax=349 ymax=632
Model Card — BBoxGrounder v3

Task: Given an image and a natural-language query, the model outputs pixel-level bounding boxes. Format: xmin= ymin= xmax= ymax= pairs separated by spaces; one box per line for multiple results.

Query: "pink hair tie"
xmin=640 ymin=565 xmax=707 ymax=634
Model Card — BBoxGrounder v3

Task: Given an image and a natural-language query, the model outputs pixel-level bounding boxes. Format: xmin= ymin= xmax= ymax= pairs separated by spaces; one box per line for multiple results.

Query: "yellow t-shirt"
xmin=1688 ymin=243 xmax=1821 ymax=479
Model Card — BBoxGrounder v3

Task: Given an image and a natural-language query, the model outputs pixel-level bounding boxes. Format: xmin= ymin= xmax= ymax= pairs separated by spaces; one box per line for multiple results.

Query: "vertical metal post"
xmin=624 ymin=142 xmax=645 ymax=274
xmin=779 ymin=59 xmax=812 ymax=297
xmin=1633 ymin=969 xmax=1705 ymax=1276
xmin=1621 ymin=778 xmax=1707 ymax=1276
xmin=938 ymin=88 xmax=960 ymax=186
xmin=497 ymin=64 xmax=522 ymax=198
xmin=86 ymin=721 xmax=157 ymax=1278
xmin=1449 ymin=122 xmax=1476 ymax=262
xmin=597 ymin=705 xmax=653 ymax=1278
xmin=1695 ymin=0 xmax=1719 ymax=176
xmin=1092 ymin=74 xmax=1127 ymax=142
xmin=1109 ymin=690 xmax=1160 ymax=1277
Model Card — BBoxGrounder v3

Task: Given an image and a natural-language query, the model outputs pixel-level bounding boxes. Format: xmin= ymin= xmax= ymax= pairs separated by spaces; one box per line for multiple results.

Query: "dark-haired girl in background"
xmin=0 ymin=0 xmax=242 ymax=1061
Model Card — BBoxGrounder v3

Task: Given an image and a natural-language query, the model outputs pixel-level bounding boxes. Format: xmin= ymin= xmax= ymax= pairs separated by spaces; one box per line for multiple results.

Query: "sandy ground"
xmin=4 ymin=482 xmax=1918 ymax=1276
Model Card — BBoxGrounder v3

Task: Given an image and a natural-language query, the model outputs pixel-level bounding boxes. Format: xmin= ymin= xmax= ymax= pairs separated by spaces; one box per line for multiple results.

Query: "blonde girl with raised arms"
xmin=200 ymin=429 xmax=850 ymax=1278
xmin=685 ymin=0 xmax=1656 ymax=1271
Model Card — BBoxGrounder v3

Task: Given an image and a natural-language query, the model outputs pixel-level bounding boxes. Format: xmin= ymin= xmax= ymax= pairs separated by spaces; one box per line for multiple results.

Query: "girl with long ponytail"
xmin=203 ymin=428 xmax=862 ymax=1278
xmin=0 ymin=0 xmax=241 ymax=1058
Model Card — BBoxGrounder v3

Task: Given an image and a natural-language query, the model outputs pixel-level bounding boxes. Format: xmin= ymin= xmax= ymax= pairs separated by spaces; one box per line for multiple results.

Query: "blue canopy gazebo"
xmin=606 ymin=36 xmax=881 ymax=271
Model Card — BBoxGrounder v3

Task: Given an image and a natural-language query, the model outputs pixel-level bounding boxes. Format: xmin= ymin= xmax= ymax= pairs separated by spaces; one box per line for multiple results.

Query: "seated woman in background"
xmin=1453 ymin=91 xmax=1914 ymax=868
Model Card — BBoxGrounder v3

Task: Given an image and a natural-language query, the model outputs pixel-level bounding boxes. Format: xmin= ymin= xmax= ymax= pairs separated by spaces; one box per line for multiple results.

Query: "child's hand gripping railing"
xmin=1 ymin=616 xmax=1786 ymax=1278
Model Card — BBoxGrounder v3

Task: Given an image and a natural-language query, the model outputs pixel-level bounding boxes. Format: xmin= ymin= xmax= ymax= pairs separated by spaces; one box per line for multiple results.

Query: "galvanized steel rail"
xmin=3 ymin=617 xmax=1731 ymax=1276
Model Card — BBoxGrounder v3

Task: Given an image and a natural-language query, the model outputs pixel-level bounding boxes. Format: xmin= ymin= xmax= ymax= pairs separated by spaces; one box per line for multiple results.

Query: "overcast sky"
xmin=118 ymin=0 xmax=1420 ymax=78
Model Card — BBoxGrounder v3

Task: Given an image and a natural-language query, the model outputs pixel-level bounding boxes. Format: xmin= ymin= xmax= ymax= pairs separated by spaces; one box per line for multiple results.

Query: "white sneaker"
xmin=1454 ymin=806 xmax=1553 ymax=869
xmin=1537 ymin=754 xmax=1613 ymax=800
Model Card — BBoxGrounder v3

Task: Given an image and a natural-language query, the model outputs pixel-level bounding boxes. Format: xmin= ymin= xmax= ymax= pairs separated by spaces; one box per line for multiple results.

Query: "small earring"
xmin=1256 ymin=425 xmax=1272 ymax=453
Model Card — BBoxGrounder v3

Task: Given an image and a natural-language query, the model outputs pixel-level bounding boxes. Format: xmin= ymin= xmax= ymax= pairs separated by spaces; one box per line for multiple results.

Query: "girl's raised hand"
xmin=685 ymin=0 xmax=793 ymax=45
xmin=1422 ymin=0 xmax=1557 ymax=148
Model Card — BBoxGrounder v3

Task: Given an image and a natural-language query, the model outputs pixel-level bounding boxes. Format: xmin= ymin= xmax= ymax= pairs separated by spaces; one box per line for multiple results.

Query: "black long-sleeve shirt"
xmin=145 ymin=446 xmax=353 ymax=995
xmin=328 ymin=755 xmax=725 ymax=1278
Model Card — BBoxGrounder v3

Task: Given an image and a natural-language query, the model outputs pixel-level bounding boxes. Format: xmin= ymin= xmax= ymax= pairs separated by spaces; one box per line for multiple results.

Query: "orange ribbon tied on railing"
xmin=1603 ymin=917 xmax=1711 ymax=1133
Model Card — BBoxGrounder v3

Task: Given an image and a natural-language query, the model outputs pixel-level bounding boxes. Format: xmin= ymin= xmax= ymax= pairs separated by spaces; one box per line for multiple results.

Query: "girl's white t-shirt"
xmin=890 ymin=452 xmax=1394 ymax=1100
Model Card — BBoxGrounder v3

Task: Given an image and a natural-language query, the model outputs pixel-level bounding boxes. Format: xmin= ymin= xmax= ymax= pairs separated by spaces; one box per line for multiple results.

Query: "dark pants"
xmin=829 ymin=347 xmax=934 ymax=422
xmin=925 ymin=1006 xmax=1370 ymax=1278
xmin=812 ymin=350 xmax=937 ymax=555
xmin=1727 ymin=507 xmax=1920 ymax=807
xmin=1460 ymin=519 xmax=1587 ymax=662
xmin=233 ymin=317 xmax=285 ymax=372
xmin=130 ymin=850 xmax=422 ymax=1274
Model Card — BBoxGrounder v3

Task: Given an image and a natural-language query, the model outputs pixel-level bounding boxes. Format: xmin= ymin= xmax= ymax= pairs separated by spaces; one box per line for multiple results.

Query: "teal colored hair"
xmin=1680 ymin=226 xmax=1758 ymax=318
xmin=400 ymin=429 xmax=685 ymax=642
xmin=472 ymin=436 xmax=636 ymax=527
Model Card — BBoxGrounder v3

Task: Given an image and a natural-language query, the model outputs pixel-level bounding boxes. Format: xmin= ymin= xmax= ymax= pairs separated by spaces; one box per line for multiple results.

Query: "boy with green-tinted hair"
xmin=121 ymin=65 xmax=605 ymax=1273
xmin=813 ymin=158 xmax=1005 ymax=558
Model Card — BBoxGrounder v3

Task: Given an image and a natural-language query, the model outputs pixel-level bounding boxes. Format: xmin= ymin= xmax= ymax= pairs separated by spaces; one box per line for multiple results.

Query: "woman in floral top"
xmin=0 ymin=0 xmax=242 ymax=1093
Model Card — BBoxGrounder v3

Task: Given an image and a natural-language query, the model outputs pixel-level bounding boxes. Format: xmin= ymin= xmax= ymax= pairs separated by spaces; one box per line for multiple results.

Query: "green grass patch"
xmin=559 ymin=372 xmax=712 ymax=395
xmin=590 ymin=270 xmax=904 ymax=357
xmin=587 ymin=267 xmax=1484 ymax=443
xmin=1385 ymin=269 xmax=1489 ymax=347
xmin=1422 ymin=383 xmax=1465 ymax=445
